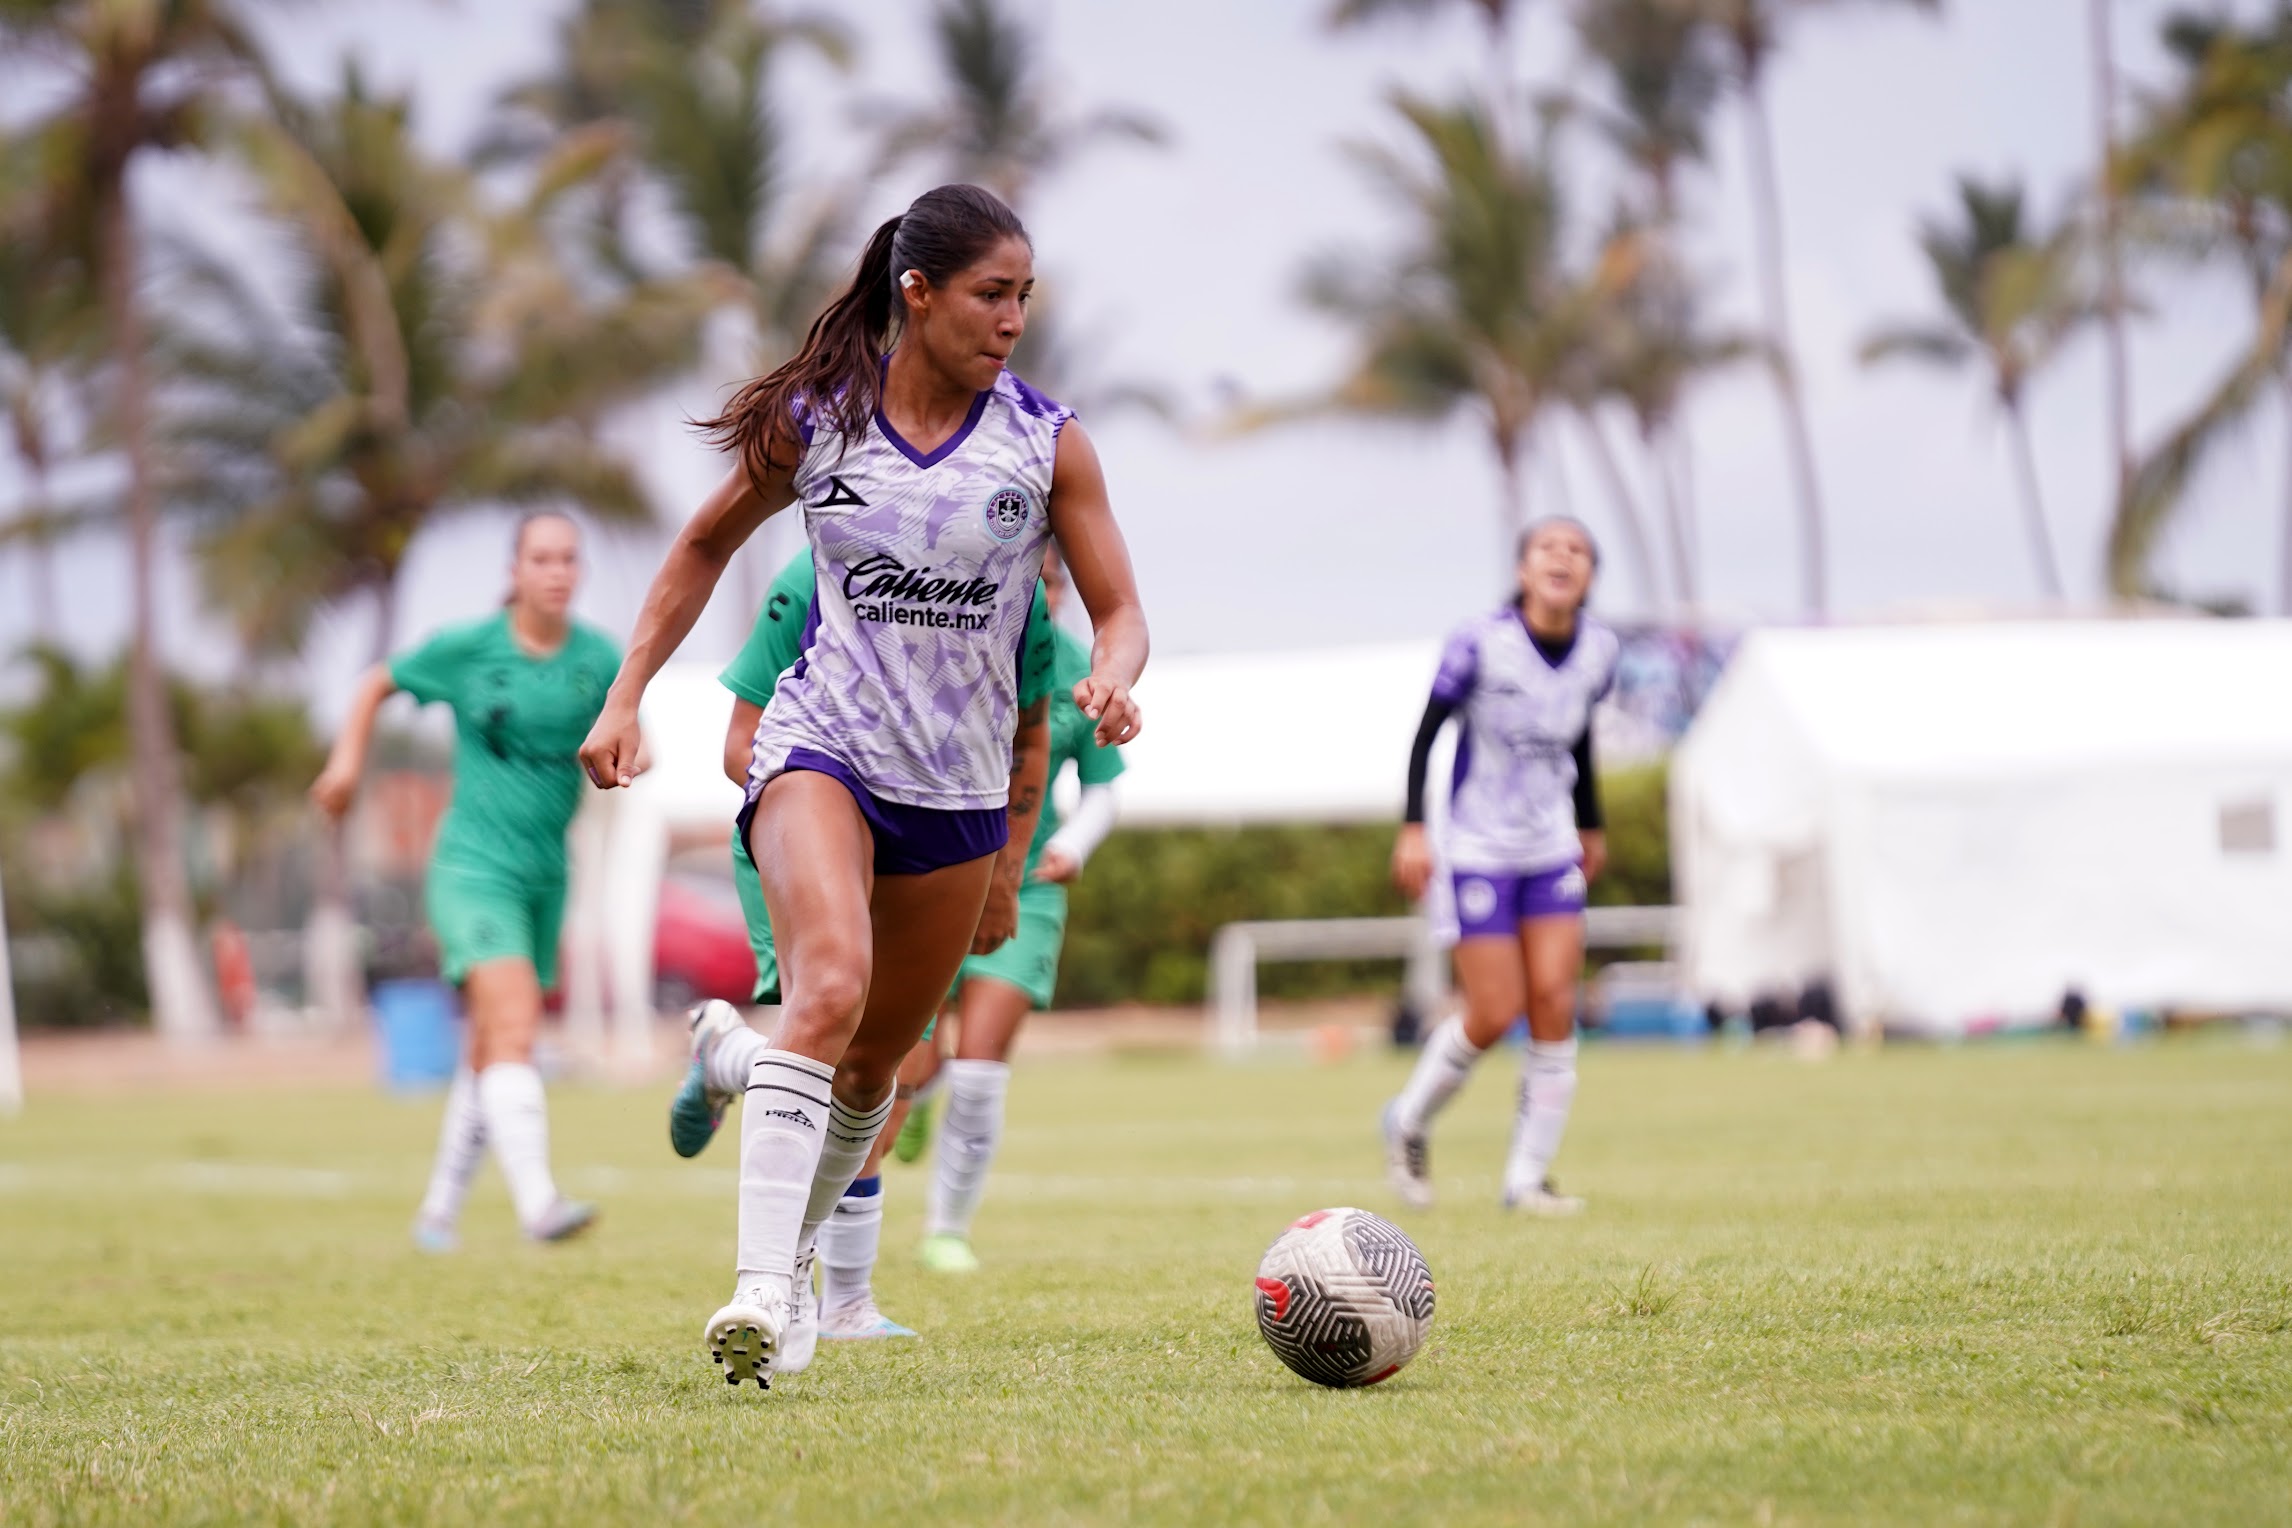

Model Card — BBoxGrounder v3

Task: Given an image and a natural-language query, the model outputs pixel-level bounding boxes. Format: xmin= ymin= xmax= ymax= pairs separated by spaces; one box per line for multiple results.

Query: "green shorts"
xmin=732 ymin=828 xmax=781 ymax=1004
xmin=427 ymin=860 xmax=566 ymax=989
xmin=954 ymin=879 xmax=1069 ymax=1011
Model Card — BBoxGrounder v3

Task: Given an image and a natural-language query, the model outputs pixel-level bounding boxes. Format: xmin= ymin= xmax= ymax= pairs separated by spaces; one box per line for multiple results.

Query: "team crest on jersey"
xmin=982 ymin=484 xmax=1036 ymax=543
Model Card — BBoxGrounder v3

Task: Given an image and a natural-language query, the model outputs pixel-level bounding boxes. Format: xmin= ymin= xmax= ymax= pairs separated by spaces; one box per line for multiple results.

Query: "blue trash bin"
xmin=372 ymin=979 xmax=462 ymax=1091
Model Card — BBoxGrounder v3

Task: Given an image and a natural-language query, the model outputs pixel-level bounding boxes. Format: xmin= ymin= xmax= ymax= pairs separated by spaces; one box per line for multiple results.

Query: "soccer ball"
xmin=1253 ymin=1207 xmax=1434 ymax=1388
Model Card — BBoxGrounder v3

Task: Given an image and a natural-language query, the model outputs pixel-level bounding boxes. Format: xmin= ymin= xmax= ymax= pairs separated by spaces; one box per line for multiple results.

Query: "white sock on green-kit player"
xmin=476 ymin=1063 xmax=560 ymax=1229
xmin=819 ymin=1175 xmax=885 ymax=1315
xmin=706 ymin=1021 xmax=770 ymax=1098
xmin=416 ymin=1066 xmax=487 ymax=1227
xmin=1504 ymin=1037 xmax=1580 ymax=1195
xmin=927 ymin=1058 xmax=1010 ymax=1238
xmin=1391 ymin=1017 xmax=1485 ymax=1136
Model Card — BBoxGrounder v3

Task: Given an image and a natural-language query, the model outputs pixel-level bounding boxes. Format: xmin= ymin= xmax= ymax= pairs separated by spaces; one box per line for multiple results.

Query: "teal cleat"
xmin=670 ymin=1000 xmax=747 ymax=1159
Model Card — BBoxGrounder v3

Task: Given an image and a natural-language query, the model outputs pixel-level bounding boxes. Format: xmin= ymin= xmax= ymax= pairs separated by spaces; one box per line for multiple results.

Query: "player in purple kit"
xmin=579 ymin=184 xmax=1148 ymax=1390
xmin=1384 ymin=517 xmax=1616 ymax=1215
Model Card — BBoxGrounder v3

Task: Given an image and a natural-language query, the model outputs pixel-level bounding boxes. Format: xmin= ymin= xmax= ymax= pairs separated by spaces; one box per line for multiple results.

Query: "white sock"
xmin=735 ymin=1049 xmax=837 ymax=1300
xmin=706 ymin=1021 xmax=770 ymax=1097
xmin=819 ymin=1174 xmax=884 ymax=1314
xmin=1391 ymin=1017 xmax=1487 ymax=1135
xmin=926 ymin=1058 xmax=1010 ymax=1238
xmin=1505 ymin=1037 xmax=1581 ymax=1193
xmin=416 ymin=1066 xmax=487 ymax=1225
xmin=799 ymin=1092 xmax=895 ymax=1253
xmin=476 ymin=1063 xmax=558 ymax=1228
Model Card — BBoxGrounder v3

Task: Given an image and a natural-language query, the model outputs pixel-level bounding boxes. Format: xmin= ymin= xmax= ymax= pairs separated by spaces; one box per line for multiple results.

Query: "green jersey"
xmin=389 ymin=612 xmax=619 ymax=883
xmin=1031 ymin=625 xmax=1126 ymax=866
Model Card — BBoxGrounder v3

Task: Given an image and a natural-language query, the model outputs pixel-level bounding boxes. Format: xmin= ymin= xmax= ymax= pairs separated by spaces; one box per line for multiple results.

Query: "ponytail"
xmin=697 ymin=185 xmax=1030 ymax=487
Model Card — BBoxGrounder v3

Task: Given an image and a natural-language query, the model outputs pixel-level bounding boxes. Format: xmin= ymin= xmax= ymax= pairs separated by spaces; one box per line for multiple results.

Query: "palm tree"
xmin=878 ymin=0 xmax=1166 ymax=210
xmin=0 ymin=134 xmax=102 ymax=640
xmin=1583 ymin=221 xmax=1754 ymax=605
xmin=1328 ymin=0 xmax=1528 ymax=143
xmin=1696 ymin=0 xmax=1941 ymax=617
xmin=1860 ymin=178 xmax=2092 ymax=601
xmin=2113 ymin=8 xmax=2292 ymax=606
xmin=1296 ymin=94 xmax=1649 ymax=587
xmin=0 ymin=0 xmax=286 ymax=1042
xmin=162 ymin=68 xmax=694 ymax=1026
xmin=1572 ymin=0 xmax=1725 ymax=224
xmin=2090 ymin=0 xmax=2136 ymax=541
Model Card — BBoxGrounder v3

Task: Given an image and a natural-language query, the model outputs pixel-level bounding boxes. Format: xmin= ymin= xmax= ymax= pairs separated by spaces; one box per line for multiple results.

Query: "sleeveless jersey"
xmin=748 ymin=368 xmax=1072 ymax=811
xmin=1430 ymin=607 xmax=1619 ymax=875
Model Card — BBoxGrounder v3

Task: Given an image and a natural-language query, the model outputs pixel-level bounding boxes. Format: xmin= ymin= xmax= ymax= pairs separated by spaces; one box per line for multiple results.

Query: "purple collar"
xmin=875 ymin=360 xmax=992 ymax=468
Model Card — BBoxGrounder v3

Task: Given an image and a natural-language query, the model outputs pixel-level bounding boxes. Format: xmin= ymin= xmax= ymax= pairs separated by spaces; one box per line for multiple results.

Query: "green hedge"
xmin=1056 ymin=763 xmax=1671 ymax=1008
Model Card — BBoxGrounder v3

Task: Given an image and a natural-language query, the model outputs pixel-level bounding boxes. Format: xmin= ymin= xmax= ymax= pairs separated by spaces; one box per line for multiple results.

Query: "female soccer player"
xmin=919 ymin=547 xmax=1127 ymax=1274
xmin=311 ymin=512 xmax=621 ymax=1250
xmin=580 ymin=184 xmax=1148 ymax=1390
xmin=1383 ymin=517 xmax=1616 ymax=1215
xmin=665 ymin=543 xmax=1055 ymax=1346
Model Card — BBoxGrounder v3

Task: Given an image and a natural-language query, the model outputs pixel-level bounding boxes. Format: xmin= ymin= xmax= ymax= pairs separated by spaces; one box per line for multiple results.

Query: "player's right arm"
xmin=1394 ymin=626 xmax=1478 ymax=900
xmin=311 ymin=665 xmax=401 ymax=820
xmin=585 ymin=461 xmax=798 ymax=789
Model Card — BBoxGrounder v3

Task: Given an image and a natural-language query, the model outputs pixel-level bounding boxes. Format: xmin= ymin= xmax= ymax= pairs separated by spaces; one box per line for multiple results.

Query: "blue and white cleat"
xmin=527 ymin=1198 xmax=598 ymax=1242
xmin=705 ymin=1285 xmax=785 ymax=1390
xmin=821 ymin=1298 xmax=919 ymax=1341
xmin=1382 ymin=1101 xmax=1434 ymax=1211
xmin=669 ymin=1000 xmax=747 ymax=1159
xmin=411 ymin=1215 xmax=459 ymax=1255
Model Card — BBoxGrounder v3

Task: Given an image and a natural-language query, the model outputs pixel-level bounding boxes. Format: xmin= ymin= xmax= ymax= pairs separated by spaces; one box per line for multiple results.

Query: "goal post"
xmin=1206 ymin=907 xmax=1680 ymax=1056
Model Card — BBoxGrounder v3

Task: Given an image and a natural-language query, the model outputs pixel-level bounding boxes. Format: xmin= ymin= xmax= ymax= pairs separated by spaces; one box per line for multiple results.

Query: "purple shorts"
xmin=741 ymin=748 xmax=1007 ymax=877
xmin=1451 ymin=865 xmax=1587 ymax=941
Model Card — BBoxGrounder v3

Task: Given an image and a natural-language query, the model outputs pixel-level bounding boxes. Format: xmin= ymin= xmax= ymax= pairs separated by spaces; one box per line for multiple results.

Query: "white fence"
xmin=1206 ymin=906 xmax=1681 ymax=1056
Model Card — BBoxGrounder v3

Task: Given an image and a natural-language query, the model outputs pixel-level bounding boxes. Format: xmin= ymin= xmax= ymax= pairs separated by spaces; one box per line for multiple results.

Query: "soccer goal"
xmin=1206 ymin=906 xmax=1680 ymax=1056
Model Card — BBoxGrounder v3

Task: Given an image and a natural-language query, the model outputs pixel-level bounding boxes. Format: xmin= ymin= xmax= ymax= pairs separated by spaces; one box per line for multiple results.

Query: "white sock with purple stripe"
xmin=735 ymin=1050 xmax=836 ymax=1302
xmin=1391 ymin=1017 xmax=1485 ymax=1136
xmin=1504 ymin=1037 xmax=1580 ymax=1194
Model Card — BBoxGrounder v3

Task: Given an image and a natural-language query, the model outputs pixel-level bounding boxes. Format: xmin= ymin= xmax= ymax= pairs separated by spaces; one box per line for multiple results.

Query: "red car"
xmin=651 ymin=873 xmax=759 ymax=1011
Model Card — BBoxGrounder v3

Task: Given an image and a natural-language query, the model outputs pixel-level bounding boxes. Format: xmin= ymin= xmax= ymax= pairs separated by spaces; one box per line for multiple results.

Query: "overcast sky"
xmin=1 ymin=0 xmax=2276 ymax=720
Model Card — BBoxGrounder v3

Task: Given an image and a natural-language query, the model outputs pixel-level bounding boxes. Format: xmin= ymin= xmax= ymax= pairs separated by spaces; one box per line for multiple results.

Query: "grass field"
xmin=5 ymin=1036 xmax=2292 ymax=1525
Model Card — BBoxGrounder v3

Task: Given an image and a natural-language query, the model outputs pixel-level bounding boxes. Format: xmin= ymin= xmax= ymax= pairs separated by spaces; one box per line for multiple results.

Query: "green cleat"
xmin=892 ymin=1091 xmax=938 ymax=1164
xmin=918 ymin=1232 xmax=980 ymax=1274
xmin=670 ymin=1001 xmax=746 ymax=1159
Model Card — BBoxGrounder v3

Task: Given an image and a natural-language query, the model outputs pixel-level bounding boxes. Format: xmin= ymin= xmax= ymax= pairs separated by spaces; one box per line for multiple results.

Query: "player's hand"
xmin=309 ymin=761 xmax=359 ymax=820
xmin=972 ymin=874 xmax=1019 ymax=954
xmin=1032 ymin=845 xmax=1081 ymax=885
xmin=579 ymin=695 xmax=645 ymax=789
xmin=1073 ymin=674 xmax=1140 ymax=747
xmin=1391 ymin=823 xmax=1434 ymax=903
xmin=1579 ymin=829 xmax=1608 ymax=885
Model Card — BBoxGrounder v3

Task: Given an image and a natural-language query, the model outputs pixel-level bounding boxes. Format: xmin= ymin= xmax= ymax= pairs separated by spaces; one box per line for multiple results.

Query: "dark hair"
xmin=1510 ymin=516 xmax=1599 ymax=614
xmin=698 ymin=184 xmax=1030 ymax=486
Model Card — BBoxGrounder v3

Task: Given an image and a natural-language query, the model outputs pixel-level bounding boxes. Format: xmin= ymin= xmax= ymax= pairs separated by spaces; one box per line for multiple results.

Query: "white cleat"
xmin=1382 ymin=1102 xmax=1434 ymax=1211
xmin=1503 ymin=1177 xmax=1586 ymax=1217
xmin=777 ymin=1248 xmax=820 ymax=1376
xmin=704 ymin=1285 xmax=786 ymax=1390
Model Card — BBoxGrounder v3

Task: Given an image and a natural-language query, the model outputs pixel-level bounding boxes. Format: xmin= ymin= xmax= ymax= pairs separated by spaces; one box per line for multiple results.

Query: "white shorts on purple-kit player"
xmin=1450 ymin=864 xmax=1588 ymax=941
xmin=744 ymin=368 xmax=1072 ymax=872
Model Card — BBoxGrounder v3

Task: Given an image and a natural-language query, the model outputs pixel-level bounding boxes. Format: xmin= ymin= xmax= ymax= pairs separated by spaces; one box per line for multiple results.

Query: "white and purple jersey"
xmin=748 ymin=368 xmax=1071 ymax=811
xmin=1430 ymin=607 xmax=1619 ymax=875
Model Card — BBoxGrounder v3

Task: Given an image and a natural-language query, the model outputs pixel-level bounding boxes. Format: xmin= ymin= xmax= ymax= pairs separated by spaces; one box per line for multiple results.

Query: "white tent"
xmin=1670 ymin=620 xmax=2292 ymax=1036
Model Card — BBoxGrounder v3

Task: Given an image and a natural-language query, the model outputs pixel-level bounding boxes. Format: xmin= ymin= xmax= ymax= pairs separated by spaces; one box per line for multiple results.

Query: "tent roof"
xmin=1716 ymin=619 xmax=2292 ymax=782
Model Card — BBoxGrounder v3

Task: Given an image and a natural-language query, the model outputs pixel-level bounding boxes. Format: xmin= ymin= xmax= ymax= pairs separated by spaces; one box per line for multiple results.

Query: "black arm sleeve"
xmin=1403 ymin=696 xmax=1457 ymax=824
xmin=1571 ymin=721 xmax=1603 ymax=831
